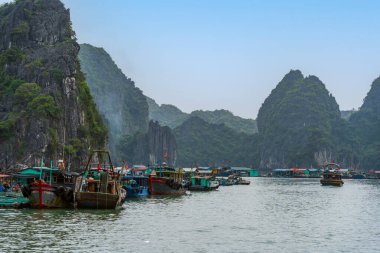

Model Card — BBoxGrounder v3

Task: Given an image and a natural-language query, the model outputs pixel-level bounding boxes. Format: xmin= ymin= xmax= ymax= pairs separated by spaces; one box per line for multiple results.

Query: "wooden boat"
xmin=16 ymin=166 xmax=79 ymax=208
xmin=216 ymin=177 xmax=234 ymax=186
xmin=0 ymin=174 xmax=29 ymax=208
xmin=237 ymin=178 xmax=251 ymax=185
xmin=75 ymin=150 xmax=126 ymax=209
xmin=148 ymin=165 xmax=186 ymax=196
xmin=188 ymin=175 xmax=219 ymax=191
xmin=227 ymin=174 xmax=251 ymax=185
xmin=0 ymin=192 xmax=29 ymax=208
xmin=320 ymin=163 xmax=344 ymax=186
xmin=121 ymin=176 xmax=149 ymax=197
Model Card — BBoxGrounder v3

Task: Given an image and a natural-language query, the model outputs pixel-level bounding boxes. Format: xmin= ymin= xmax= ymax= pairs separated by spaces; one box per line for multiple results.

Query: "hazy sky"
xmin=2 ymin=0 xmax=380 ymax=119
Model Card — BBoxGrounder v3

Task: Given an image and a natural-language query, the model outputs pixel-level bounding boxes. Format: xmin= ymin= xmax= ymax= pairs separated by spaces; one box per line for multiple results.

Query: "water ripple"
xmin=1 ymin=178 xmax=380 ymax=252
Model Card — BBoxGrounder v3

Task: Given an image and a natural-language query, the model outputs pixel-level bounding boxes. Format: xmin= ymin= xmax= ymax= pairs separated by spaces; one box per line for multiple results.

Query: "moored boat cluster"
xmin=0 ymin=150 xmax=251 ymax=209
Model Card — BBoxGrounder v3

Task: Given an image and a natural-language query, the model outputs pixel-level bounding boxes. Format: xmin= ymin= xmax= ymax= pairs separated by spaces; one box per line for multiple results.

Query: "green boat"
xmin=189 ymin=176 xmax=219 ymax=191
xmin=14 ymin=164 xmax=80 ymax=208
xmin=0 ymin=174 xmax=29 ymax=208
xmin=0 ymin=192 xmax=30 ymax=208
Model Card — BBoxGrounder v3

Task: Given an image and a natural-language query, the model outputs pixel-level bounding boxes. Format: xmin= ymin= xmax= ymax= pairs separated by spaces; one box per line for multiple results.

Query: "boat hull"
xmin=0 ymin=193 xmax=29 ymax=208
xmin=217 ymin=179 xmax=234 ymax=186
xmin=123 ymin=186 xmax=149 ymax=197
xmin=75 ymin=191 xmax=126 ymax=209
xmin=29 ymin=181 xmax=69 ymax=208
xmin=149 ymin=177 xmax=186 ymax=196
xmin=121 ymin=176 xmax=149 ymax=197
xmin=320 ymin=179 xmax=344 ymax=186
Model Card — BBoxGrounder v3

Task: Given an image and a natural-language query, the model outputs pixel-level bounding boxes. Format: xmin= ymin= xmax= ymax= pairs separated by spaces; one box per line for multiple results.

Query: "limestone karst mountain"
xmin=0 ymin=0 xmax=106 ymax=169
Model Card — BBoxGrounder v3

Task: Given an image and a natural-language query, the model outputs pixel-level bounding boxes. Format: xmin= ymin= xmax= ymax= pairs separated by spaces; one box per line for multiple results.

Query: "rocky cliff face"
xmin=0 ymin=0 xmax=106 ymax=170
xmin=121 ymin=121 xmax=177 ymax=166
xmin=78 ymin=44 xmax=149 ymax=162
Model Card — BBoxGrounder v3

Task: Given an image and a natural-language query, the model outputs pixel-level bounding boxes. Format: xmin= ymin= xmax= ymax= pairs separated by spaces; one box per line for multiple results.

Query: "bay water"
xmin=1 ymin=178 xmax=379 ymax=252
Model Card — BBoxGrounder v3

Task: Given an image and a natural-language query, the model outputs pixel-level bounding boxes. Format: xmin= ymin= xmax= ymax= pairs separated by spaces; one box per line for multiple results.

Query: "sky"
xmin=2 ymin=0 xmax=380 ymax=119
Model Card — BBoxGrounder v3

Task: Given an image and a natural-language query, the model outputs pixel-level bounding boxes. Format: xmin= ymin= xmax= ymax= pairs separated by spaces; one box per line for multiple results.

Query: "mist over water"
xmin=1 ymin=178 xmax=379 ymax=252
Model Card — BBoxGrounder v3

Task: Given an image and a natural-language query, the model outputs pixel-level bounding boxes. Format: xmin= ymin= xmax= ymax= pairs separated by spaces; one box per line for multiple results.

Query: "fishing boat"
xmin=188 ymin=175 xmax=219 ymax=191
xmin=216 ymin=177 xmax=234 ymax=186
xmin=0 ymin=192 xmax=29 ymax=208
xmin=16 ymin=163 xmax=80 ymax=208
xmin=75 ymin=150 xmax=126 ymax=209
xmin=121 ymin=176 xmax=149 ymax=197
xmin=148 ymin=164 xmax=186 ymax=196
xmin=0 ymin=174 xmax=29 ymax=208
xmin=320 ymin=163 xmax=344 ymax=186
xmin=237 ymin=177 xmax=251 ymax=185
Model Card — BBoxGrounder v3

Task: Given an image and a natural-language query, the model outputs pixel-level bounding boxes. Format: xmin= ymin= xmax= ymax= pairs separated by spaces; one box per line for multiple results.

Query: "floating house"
xmin=271 ymin=168 xmax=322 ymax=178
xmin=367 ymin=170 xmax=380 ymax=179
xmin=230 ymin=167 xmax=259 ymax=177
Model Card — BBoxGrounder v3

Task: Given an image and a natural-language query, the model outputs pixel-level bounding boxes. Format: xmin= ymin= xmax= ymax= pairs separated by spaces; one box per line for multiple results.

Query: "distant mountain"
xmin=256 ymin=70 xmax=356 ymax=168
xmin=191 ymin=109 xmax=257 ymax=135
xmin=174 ymin=116 xmax=259 ymax=167
xmin=78 ymin=44 xmax=148 ymax=161
xmin=79 ymin=44 xmax=177 ymax=165
xmin=350 ymin=76 xmax=380 ymax=169
xmin=147 ymin=97 xmax=257 ymax=134
xmin=147 ymin=97 xmax=188 ymax=128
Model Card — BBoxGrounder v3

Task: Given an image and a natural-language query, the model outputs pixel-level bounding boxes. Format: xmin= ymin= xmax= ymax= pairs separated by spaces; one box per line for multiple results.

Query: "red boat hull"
xmin=29 ymin=180 xmax=70 ymax=208
xmin=149 ymin=177 xmax=186 ymax=196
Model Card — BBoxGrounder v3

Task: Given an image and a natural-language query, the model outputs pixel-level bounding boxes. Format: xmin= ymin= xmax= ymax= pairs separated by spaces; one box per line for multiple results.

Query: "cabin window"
xmin=53 ymin=176 xmax=57 ymax=183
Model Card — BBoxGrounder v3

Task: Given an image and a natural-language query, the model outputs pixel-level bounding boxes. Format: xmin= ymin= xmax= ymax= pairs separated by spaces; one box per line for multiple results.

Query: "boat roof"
xmin=182 ymin=168 xmax=198 ymax=172
xmin=192 ymin=176 xmax=213 ymax=179
xmin=12 ymin=173 xmax=40 ymax=179
xmin=198 ymin=166 xmax=212 ymax=170
xmin=231 ymin=167 xmax=253 ymax=171
xmin=197 ymin=170 xmax=213 ymax=174
xmin=0 ymin=174 xmax=9 ymax=178
xmin=323 ymin=162 xmax=341 ymax=169
xmin=323 ymin=170 xmax=342 ymax=173
xmin=19 ymin=167 xmax=59 ymax=173
xmin=273 ymin=168 xmax=321 ymax=172
xmin=132 ymin=165 xmax=147 ymax=169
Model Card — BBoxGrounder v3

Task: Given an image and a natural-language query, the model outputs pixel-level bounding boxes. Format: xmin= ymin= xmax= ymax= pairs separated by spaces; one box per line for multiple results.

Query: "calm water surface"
xmin=1 ymin=178 xmax=380 ymax=252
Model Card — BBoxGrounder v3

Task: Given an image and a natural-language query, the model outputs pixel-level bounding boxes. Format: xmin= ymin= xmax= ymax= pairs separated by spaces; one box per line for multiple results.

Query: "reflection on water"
xmin=1 ymin=178 xmax=380 ymax=252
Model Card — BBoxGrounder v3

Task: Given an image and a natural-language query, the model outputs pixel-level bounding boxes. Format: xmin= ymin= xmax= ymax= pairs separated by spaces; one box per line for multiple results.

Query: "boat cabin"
xmin=322 ymin=171 xmax=342 ymax=180
xmin=191 ymin=176 xmax=213 ymax=187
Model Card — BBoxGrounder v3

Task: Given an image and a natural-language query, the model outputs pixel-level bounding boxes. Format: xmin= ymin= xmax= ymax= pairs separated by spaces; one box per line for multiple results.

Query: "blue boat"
xmin=121 ymin=176 xmax=149 ymax=197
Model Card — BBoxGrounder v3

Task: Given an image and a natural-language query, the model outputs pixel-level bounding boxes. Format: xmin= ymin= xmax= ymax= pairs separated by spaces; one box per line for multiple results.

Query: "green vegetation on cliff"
xmin=147 ymin=97 xmax=257 ymax=134
xmin=341 ymin=110 xmax=356 ymax=120
xmin=78 ymin=43 xmax=149 ymax=162
xmin=350 ymin=77 xmax=380 ymax=169
xmin=0 ymin=0 xmax=107 ymax=169
xmin=191 ymin=109 xmax=257 ymax=135
xmin=147 ymin=97 xmax=188 ymax=128
xmin=257 ymin=70 xmax=357 ymax=168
